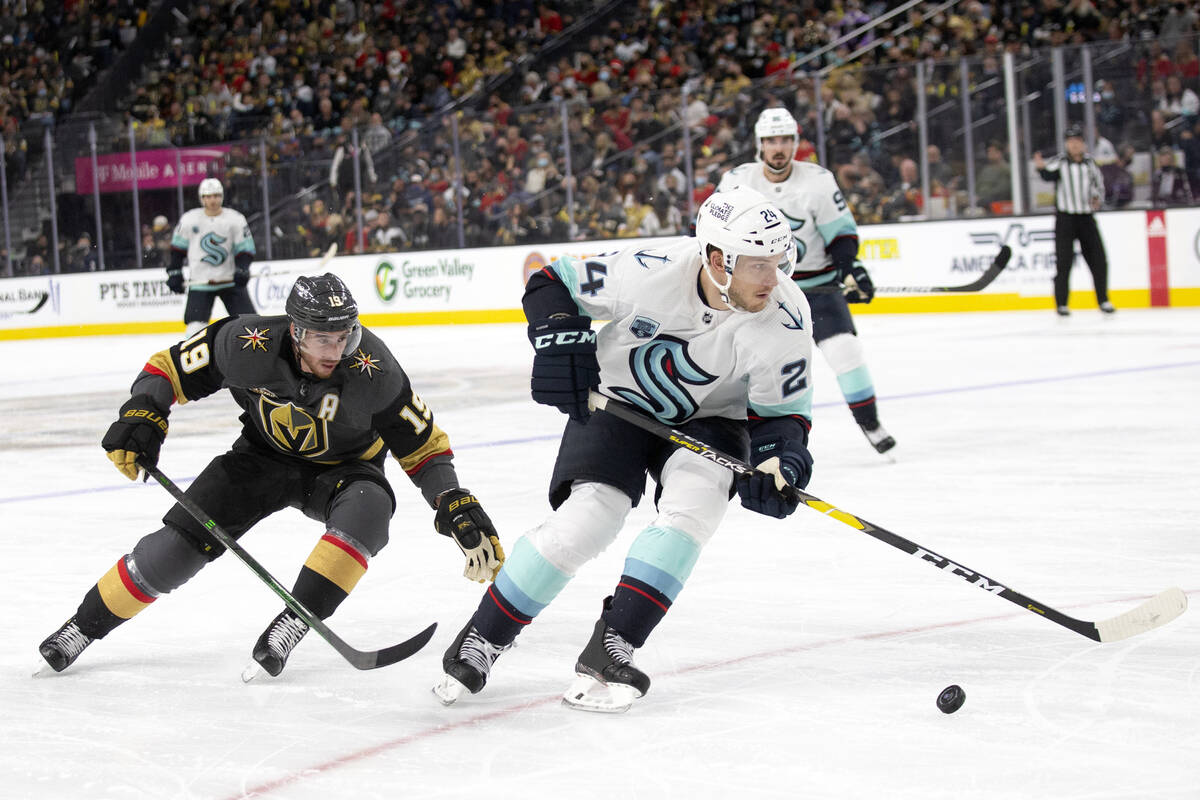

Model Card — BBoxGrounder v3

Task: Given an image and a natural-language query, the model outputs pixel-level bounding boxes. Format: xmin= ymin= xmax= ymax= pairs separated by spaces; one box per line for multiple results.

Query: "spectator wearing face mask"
xmin=525 ymin=149 xmax=560 ymax=195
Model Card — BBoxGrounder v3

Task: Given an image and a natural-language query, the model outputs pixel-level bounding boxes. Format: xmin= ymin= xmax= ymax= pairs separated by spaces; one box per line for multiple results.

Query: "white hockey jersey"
xmin=543 ymin=237 xmax=814 ymax=425
xmin=171 ymin=207 xmax=256 ymax=286
xmin=717 ymin=161 xmax=857 ymax=289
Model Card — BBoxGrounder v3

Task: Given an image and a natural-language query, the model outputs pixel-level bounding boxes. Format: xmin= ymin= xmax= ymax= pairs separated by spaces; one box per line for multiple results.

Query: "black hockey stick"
xmin=808 ymin=244 xmax=1012 ymax=295
xmin=589 ymin=392 xmax=1185 ymax=643
xmin=0 ymin=293 xmax=49 ymax=316
xmin=141 ymin=463 xmax=437 ymax=669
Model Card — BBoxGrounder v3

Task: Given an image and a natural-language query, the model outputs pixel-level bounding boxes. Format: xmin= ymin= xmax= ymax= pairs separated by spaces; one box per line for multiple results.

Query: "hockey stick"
xmin=0 ymin=293 xmax=49 ymax=316
xmin=187 ymin=243 xmax=340 ymax=287
xmin=588 ymin=392 xmax=1186 ymax=643
xmin=316 ymin=241 xmax=338 ymax=268
xmin=808 ymin=244 xmax=1012 ymax=295
xmin=140 ymin=462 xmax=437 ymax=669
xmin=248 ymin=243 xmax=341 ymax=282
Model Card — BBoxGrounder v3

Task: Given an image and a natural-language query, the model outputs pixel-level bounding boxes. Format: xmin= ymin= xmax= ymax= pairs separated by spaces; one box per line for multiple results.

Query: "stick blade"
xmin=372 ymin=621 xmax=438 ymax=667
xmin=317 ymin=242 xmax=338 ymax=268
xmin=994 ymin=244 xmax=1012 ymax=270
xmin=321 ymin=620 xmax=438 ymax=670
xmin=1096 ymin=588 xmax=1187 ymax=643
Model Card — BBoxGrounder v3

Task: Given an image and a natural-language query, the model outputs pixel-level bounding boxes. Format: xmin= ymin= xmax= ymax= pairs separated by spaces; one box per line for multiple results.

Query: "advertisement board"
xmin=74 ymin=145 xmax=232 ymax=194
xmin=4 ymin=210 xmax=1198 ymax=340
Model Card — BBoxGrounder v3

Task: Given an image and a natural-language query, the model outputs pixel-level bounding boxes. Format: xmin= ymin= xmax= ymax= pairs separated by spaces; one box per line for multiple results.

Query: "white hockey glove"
xmin=434 ymin=488 xmax=506 ymax=582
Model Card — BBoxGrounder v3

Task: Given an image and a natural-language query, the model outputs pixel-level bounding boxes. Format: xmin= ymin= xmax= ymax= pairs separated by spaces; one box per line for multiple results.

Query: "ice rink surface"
xmin=2 ymin=307 xmax=1198 ymax=799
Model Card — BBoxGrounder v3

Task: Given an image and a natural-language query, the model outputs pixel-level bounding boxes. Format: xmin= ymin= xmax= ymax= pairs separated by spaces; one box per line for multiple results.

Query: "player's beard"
xmin=726 ymin=282 xmax=773 ymax=313
xmin=296 ymin=346 xmax=341 ymax=379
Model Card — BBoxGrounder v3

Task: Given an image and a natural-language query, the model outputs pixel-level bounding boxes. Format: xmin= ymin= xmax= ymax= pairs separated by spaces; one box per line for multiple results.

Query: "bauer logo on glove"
xmin=434 ymin=488 xmax=506 ymax=583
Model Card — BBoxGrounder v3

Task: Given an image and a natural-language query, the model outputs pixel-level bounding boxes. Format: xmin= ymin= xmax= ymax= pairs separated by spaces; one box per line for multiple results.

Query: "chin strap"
xmin=762 ymin=159 xmax=791 ymax=176
xmin=702 ymin=265 xmax=751 ymax=314
xmin=756 ymin=151 xmax=793 ymax=176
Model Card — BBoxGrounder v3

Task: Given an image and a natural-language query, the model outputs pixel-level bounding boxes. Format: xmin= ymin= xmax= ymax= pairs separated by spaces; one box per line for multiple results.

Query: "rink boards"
xmin=3 ymin=207 xmax=1199 ymax=340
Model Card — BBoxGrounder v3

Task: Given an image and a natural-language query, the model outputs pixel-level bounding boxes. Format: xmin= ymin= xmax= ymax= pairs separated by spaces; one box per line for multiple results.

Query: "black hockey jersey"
xmin=139 ymin=315 xmax=450 ymax=477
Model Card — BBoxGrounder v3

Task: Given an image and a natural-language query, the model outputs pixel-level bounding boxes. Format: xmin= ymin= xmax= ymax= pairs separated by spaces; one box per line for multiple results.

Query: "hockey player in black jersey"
xmin=38 ymin=273 xmax=504 ymax=678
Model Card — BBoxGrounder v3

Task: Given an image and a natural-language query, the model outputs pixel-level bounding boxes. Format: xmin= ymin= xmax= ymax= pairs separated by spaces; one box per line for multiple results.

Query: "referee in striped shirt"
xmin=1034 ymin=124 xmax=1115 ymax=316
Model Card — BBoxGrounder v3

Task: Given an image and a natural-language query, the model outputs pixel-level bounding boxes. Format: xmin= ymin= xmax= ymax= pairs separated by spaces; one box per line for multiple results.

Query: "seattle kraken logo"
xmin=199 ymin=232 xmax=229 ymax=265
xmin=610 ymin=335 xmax=717 ymax=424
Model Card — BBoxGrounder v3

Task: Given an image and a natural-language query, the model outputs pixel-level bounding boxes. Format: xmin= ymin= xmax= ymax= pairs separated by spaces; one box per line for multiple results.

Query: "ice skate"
xmin=243 ymin=609 xmax=309 ymax=682
xmin=433 ymin=621 xmax=510 ymax=705
xmin=859 ymin=421 xmax=896 ymax=454
xmin=562 ymin=617 xmax=650 ymax=713
xmin=37 ymin=618 xmax=94 ymax=674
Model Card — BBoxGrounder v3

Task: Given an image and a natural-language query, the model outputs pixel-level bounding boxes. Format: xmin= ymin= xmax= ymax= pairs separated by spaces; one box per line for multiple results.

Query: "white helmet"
xmin=754 ymin=107 xmax=799 ymax=141
xmin=198 ymin=178 xmax=224 ymax=199
xmin=695 ymin=186 xmax=796 ymax=309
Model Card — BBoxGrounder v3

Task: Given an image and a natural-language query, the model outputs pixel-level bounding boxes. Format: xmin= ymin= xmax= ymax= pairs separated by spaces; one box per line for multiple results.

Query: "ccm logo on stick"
xmin=913 ymin=546 xmax=1007 ymax=594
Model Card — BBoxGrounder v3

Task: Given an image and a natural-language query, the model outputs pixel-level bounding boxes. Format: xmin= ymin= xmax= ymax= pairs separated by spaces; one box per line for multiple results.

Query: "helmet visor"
xmin=294 ymin=324 xmax=362 ymax=359
xmin=732 ymin=241 xmax=796 ymax=279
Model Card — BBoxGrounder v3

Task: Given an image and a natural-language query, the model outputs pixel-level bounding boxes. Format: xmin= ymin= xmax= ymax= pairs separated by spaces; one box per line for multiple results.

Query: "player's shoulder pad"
xmin=718 ymin=162 xmax=755 ymax=189
xmin=213 ymin=313 xmax=289 ymax=361
xmin=550 ymin=253 xmax=582 ymax=272
xmin=765 ymin=279 xmax=814 ymax=336
xmin=793 ymin=160 xmax=836 ymax=182
xmin=341 ymin=326 xmax=406 ymax=390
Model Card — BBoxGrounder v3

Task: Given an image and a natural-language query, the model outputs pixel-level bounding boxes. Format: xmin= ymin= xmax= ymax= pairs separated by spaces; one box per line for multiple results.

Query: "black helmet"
xmin=286 ymin=273 xmax=362 ymax=356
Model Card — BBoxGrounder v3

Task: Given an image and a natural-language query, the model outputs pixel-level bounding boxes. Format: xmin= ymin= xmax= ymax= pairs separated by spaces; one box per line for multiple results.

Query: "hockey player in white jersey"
xmin=718 ymin=107 xmax=895 ymax=454
xmin=168 ymin=178 xmax=257 ymax=337
xmin=434 ymin=186 xmax=816 ymax=712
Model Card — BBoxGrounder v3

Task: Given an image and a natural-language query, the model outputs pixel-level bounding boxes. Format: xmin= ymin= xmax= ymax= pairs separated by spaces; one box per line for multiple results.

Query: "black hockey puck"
xmin=937 ymin=684 xmax=966 ymax=714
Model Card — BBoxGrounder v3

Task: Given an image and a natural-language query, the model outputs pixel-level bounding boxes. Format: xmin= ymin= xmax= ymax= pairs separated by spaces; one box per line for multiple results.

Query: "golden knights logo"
xmin=258 ymin=396 xmax=329 ymax=457
xmin=351 ymin=348 xmax=383 ymax=378
xmin=238 ymin=326 xmax=271 ymax=352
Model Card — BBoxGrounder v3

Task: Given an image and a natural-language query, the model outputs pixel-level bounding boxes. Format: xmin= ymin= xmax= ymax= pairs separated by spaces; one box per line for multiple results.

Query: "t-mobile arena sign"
xmin=75 ymin=146 xmax=231 ymax=194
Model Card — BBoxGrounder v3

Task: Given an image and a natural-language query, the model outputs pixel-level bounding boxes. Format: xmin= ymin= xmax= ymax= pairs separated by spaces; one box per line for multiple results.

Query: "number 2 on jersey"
xmin=781 ymin=359 xmax=808 ymax=396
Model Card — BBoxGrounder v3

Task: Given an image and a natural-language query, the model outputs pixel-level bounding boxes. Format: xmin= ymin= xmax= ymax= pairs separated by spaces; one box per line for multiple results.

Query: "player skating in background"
xmin=38 ymin=274 xmax=504 ymax=679
xmin=168 ymin=178 xmax=258 ymax=337
xmin=434 ymin=187 xmax=815 ymax=712
xmin=719 ymin=108 xmax=895 ymax=454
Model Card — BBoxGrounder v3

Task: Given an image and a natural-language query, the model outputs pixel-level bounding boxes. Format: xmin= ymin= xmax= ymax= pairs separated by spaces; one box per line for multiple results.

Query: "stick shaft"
xmin=589 ymin=392 xmax=1184 ymax=643
xmin=808 ymin=244 xmax=1012 ymax=295
xmin=141 ymin=463 xmax=435 ymax=668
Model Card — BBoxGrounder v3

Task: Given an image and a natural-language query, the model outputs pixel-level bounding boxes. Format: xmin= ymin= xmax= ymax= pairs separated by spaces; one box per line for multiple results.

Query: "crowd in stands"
xmin=2 ymin=0 xmax=152 ymax=184
xmin=4 ymin=0 xmax=1200 ymax=275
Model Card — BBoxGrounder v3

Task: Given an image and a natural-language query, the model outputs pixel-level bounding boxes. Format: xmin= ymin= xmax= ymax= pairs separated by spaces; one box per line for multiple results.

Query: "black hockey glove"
xmin=434 ymin=488 xmax=506 ymax=582
xmin=839 ymin=260 xmax=875 ymax=303
xmin=101 ymin=395 xmax=170 ymax=481
xmin=528 ymin=315 xmax=600 ymax=422
xmin=166 ymin=267 xmax=185 ymax=295
xmin=735 ymin=435 xmax=812 ymax=519
xmin=233 ymin=263 xmax=250 ymax=287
